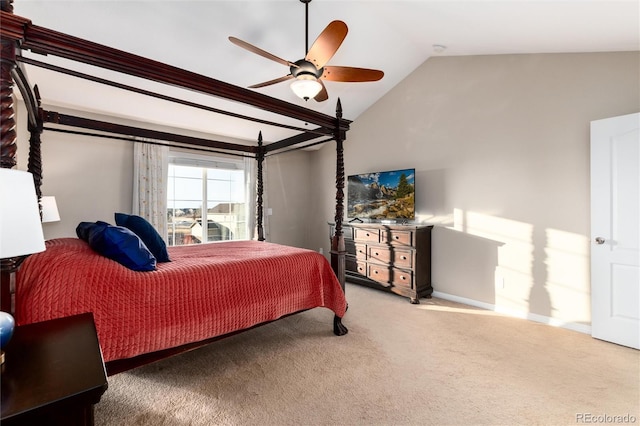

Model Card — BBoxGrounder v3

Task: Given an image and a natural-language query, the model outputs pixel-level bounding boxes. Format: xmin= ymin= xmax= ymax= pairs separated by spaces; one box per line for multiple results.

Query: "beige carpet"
xmin=95 ymin=283 xmax=639 ymax=425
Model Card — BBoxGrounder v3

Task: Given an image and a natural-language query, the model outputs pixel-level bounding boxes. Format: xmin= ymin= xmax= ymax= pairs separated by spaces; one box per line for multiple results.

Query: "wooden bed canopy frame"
xmin=0 ymin=2 xmax=349 ymax=315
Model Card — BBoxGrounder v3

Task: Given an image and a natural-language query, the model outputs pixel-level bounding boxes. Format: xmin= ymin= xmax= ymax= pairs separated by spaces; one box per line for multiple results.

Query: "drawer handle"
xmin=394 ymin=235 xmax=399 ymax=239
xmin=374 ymin=270 xmax=378 ymax=274
xmin=366 ymin=233 xmax=370 ymax=237
xmin=401 ymin=255 xmax=407 ymax=260
xmin=400 ymin=275 xmax=406 ymax=280
xmin=374 ymin=252 xmax=379 ymax=256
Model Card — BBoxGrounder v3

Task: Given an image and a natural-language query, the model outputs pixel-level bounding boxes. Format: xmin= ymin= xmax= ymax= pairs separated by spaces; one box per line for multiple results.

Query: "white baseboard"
xmin=432 ymin=291 xmax=592 ymax=335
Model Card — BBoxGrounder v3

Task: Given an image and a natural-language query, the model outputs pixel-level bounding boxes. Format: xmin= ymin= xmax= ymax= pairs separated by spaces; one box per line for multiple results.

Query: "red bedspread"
xmin=16 ymin=238 xmax=347 ymax=362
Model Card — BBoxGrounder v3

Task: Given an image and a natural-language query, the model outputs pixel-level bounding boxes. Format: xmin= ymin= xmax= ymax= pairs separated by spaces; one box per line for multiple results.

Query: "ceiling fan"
xmin=229 ymin=0 xmax=384 ymax=102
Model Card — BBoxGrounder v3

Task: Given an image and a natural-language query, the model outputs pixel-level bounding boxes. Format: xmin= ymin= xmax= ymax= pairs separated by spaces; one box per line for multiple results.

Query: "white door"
xmin=591 ymin=112 xmax=640 ymax=349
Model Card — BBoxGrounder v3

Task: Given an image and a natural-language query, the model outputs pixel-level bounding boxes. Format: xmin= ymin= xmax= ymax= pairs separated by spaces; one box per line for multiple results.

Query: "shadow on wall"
xmin=432 ymin=225 xmax=503 ymax=306
xmin=430 ymin=209 xmax=591 ymax=328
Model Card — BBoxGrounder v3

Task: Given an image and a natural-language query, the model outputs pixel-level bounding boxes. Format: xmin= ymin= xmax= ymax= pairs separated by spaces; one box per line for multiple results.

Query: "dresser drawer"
xmin=346 ymin=256 xmax=359 ymax=273
xmin=393 ymin=249 xmax=413 ymax=269
xmin=355 ymin=243 xmax=367 ymax=260
xmin=341 ymin=225 xmax=355 ymax=240
xmin=386 ymin=230 xmax=413 ymax=246
xmin=368 ymin=246 xmax=391 ymax=264
xmin=356 ymin=260 xmax=367 ymax=276
xmin=368 ymin=263 xmax=390 ymax=283
xmin=345 ymin=239 xmax=357 ymax=256
xmin=392 ymin=268 xmax=413 ymax=289
xmin=329 ymin=224 xmax=354 ymax=240
xmin=354 ymin=228 xmax=380 ymax=242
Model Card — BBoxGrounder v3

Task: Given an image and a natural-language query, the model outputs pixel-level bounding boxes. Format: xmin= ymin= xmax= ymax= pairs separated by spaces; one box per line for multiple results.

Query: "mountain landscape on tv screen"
xmin=347 ymin=169 xmax=415 ymax=219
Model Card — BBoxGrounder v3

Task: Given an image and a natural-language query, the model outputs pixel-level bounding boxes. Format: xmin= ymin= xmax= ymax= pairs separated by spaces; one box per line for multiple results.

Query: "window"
xmin=167 ymin=153 xmax=250 ymax=246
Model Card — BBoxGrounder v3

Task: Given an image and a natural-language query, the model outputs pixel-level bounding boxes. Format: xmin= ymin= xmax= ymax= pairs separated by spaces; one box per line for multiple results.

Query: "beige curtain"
xmin=133 ymin=142 xmax=169 ymax=240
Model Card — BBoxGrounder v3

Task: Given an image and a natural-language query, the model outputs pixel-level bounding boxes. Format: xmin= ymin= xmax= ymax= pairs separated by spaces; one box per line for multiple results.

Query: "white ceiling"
xmin=12 ymin=0 xmax=640 ymax=145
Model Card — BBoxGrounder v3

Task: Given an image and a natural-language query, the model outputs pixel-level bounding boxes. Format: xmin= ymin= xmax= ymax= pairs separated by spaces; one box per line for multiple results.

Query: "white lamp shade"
xmin=290 ymin=77 xmax=322 ymax=101
xmin=0 ymin=169 xmax=46 ymax=258
xmin=41 ymin=196 xmax=61 ymax=223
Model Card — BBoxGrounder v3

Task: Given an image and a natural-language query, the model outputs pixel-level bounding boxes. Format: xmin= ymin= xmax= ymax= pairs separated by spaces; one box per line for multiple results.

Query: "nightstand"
xmin=1 ymin=313 xmax=108 ymax=426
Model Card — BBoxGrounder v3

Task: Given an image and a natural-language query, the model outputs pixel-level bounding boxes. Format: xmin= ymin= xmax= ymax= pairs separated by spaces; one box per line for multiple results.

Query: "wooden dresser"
xmin=329 ymin=222 xmax=433 ymax=303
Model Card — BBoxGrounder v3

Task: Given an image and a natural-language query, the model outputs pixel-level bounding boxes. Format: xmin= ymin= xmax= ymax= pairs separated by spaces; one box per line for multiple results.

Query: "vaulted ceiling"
xmin=11 ymin=0 xmax=640 ymax=144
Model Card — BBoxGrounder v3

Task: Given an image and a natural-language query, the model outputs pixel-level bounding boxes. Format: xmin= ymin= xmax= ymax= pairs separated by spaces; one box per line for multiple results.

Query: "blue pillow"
xmin=76 ymin=221 xmax=157 ymax=271
xmin=115 ymin=213 xmax=170 ymax=262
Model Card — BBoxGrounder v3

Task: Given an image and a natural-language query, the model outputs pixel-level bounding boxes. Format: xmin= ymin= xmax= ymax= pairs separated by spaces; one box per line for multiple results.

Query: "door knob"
xmin=595 ymin=237 xmax=605 ymax=245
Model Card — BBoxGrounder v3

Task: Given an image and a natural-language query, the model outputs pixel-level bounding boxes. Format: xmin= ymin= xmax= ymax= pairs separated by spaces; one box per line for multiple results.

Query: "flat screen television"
xmin=347 ymin=168 xmax=415 ymax=220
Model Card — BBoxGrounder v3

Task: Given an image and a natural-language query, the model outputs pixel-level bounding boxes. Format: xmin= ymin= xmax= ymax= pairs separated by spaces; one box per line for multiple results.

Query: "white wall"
xmin=262 ymin=149 xmax=313 ymax=249
xmin=16 ymin=105 xmax=134 ymax=240
xmin=310 ymin=52 xmax=640 ymax=329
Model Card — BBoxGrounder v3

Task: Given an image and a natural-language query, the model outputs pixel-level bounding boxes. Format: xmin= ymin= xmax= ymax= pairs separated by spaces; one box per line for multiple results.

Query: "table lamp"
xmin=41 ymin=196 xmax=61 ymax=223
xmin=0 ymin=168 xmax=46 ymax=364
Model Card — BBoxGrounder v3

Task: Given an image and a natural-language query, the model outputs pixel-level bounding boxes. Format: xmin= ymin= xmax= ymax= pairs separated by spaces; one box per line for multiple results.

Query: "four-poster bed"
xmin=0 ymin=2 xmax=350 ymax=374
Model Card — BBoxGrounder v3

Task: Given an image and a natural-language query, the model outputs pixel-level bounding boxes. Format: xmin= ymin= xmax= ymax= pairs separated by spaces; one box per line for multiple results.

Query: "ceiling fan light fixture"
xmin=230 ymin=0 xmax=382 ymax=103
xmin=290 ymin=74 xmax=322 ymax=101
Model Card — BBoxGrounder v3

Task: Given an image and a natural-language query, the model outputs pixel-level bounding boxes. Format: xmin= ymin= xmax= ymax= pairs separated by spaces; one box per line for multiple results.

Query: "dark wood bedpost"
xmin=27 ymin=86 xmax=43 ymax=203
xmin=256 ymin=131 xmax=265 ymax=241
xmin=330 ymin=98 xmax=349 ymax=336
xmin=330 ymin=98 xmax=346 ymax=292
xmin=1 ymin=3 xmax=43 ymax=188
xmin=0 ymin=0 xmax=16 ymax=314
xmin=1 ymin=0 xmax=17 ymax=170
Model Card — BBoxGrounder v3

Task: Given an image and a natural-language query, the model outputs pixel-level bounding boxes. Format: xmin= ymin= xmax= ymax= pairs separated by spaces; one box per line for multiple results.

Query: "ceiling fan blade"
xmin=248 ymin=75 xmax=294 ymax=89
xmin=314 ymin=80 xmax=328 ymax=102
xmin=322 ymin=66 xmax=384 ymax=82
xmin=305 ymin=20 xmax=348 ymax=69
xmin=229 ymin=36 xmax=297 ymax=68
